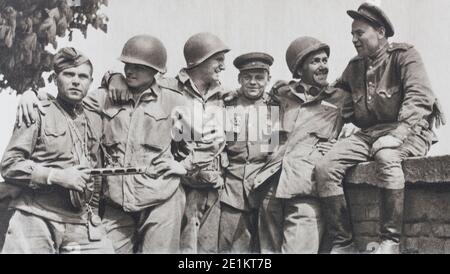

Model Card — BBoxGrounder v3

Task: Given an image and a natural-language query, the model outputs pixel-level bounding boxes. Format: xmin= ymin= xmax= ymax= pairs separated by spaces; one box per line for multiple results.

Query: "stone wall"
xmin=345 ymin=155 xmax=450 ymax=254
xmin=0 ymin=155 xmax=449 ymax=253
xmin=0 ymin=199 xmax=13 ymax=248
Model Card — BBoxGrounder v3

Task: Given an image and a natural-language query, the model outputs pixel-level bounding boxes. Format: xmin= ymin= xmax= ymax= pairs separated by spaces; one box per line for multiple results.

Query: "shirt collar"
xmin=130 ymin=79 xmax=160 ymax=103
xmin=369 ymin=42 xmax=389 ymax=62
xmin=177 ymin=69 xmax=223 ymax=101
xmin=236 ymin=88 xmax=267 ymax=105
xmin=55 ymin=96 xmax=84 ymax=117
xmin=300 ymin=81 xmax=330 ymax=97
xmin=289 ymin=81 xmax=333 ymax=104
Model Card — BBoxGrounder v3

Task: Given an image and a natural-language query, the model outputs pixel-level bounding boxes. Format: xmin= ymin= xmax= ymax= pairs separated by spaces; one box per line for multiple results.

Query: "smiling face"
xmin=351 ymin=19 xmax=386 ymax=57
xmin=297 ymin=50 xmax=329 ymax=88
xmin=124 ymin=63 xmax=157 ymax=90
xmin=195 ymin=51 xmax=226 ymax=84
xmin=56 ymin=62 xmax=93 ymax=105
xmin=238 ymin=69 xmax=270 ymax=100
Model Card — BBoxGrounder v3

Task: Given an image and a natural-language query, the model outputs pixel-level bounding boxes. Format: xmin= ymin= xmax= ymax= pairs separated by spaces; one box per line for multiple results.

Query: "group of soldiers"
xmin=0 ymin=3 xmax=445 ymax=254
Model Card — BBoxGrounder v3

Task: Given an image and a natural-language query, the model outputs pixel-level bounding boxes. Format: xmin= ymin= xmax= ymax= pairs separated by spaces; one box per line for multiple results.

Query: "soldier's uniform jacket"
xmin=336 ymin=43 xmax=438 ymax=142
xmin=1 ymin=96 xmax=102 ymax=224
xmin=84 ymin=78 xmax=186 ymax=212
xmin=161 ymin=69 xmax=229 ymax=189
xmin=220 ymin=91 xmax=273 ymax=211
xmin=252 ymin=82 xmax=350 ymax=198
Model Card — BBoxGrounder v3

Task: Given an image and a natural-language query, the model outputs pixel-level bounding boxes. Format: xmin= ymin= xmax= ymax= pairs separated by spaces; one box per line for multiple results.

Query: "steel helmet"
xmin=119 ymin=35 xmax=167 ymax=73
xmin=183 ymin=32 xmax=230 ymax=69
xmin=285 ymin=36 xmax=330 ymax=79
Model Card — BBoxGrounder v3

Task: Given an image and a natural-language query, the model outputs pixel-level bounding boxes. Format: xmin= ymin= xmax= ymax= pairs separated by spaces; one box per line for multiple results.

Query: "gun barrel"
xmin=88 ymin=167 xmax=147 ymax=176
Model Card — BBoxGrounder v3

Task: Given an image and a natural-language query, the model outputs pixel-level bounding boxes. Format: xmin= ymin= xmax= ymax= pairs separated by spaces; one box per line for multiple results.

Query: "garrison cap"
xmin=53 ymin=47 xmax=91 ymax=74
xmin=233 ymin=52 xmax=274 ymax=72
xmin=347 ymin=2 xmax=394 ymax=38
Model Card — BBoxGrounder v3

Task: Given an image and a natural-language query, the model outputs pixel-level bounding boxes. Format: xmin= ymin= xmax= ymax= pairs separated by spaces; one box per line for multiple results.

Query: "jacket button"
xmin=368 ymin=96 xmax=372 ymax=100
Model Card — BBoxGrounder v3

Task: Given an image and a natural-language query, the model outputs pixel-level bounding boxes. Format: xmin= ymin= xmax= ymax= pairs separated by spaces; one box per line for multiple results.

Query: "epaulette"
xmin=387 ymin=43 xmax=414 ymax=52
xmin=224 ymin=91 xmax=238 ymax=106
xmin=157 ymin=77 xmax=183 ymax=94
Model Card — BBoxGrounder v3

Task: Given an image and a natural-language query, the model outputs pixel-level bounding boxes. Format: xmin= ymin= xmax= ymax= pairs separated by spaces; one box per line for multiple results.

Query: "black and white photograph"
xmin=0 ymin=0 xmax=448 ymax=259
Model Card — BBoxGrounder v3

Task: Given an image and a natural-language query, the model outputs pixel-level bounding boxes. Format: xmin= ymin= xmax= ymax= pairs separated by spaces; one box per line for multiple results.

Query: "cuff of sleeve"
xmin=30 ymin=166 xmax=52 ymax=186
xmin=389 ymin=123 xmax=410 ymax=141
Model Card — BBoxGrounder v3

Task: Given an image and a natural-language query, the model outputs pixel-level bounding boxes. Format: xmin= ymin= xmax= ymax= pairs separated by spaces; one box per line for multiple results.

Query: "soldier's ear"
xmin=296 ymin=68 xmax=303 ymax=78
xmin=238 ymin=72 xmax=243 ymax=83
xmin=377 ymin=26 xmax=386 ymax=39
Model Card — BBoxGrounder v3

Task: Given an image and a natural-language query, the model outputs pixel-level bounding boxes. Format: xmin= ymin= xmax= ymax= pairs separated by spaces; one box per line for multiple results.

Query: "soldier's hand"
xmin=271 ymin=80 xmax=291 ymax=94
xmin=433 ymin=99 xmax=447 ymax=129
xmin=16 ymin=90 xmax=46 ymax=128
xmin=152 ymin=158 xmax=187 ymax=178
xmin=316 ymin=139 xmax=337 ymax=155
xmin=49 ymin=166 xmax=90 ymax=192
xmin=268 ymin=80 xmax=293 ymax=105
xmin=370 ymin=135 xmax=403 ymax=157
xmin=338 ymin=123 xmax=359 ymax=139
xmin=108 ymin=74 xmax=129 ymax=105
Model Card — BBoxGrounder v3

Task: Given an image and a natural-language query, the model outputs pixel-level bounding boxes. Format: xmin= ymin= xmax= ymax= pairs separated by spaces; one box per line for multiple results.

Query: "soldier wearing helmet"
xmin=251 ymin=36 xmax=351 ymax=254
xmin=66 ymin=32 xmax=231 ymax=253
xmin=315 ymin=3 xmax=445 ymax=254
xmin=167 ymin=32 xmax=231 ymax=254
xmin=16 ymin=35 xmax=188 ymax=254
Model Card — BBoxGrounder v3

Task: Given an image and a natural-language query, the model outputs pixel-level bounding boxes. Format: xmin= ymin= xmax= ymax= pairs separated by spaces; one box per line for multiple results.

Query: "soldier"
xmin=102 ymin=32 xmax=230 ymax=253
xmin=315 ymin=3 xmax=445 ymax=254
xmin=15 ymin=35 xmax=188 ymax=254
xmin=252 ymin=37 xmax=351 ymax=254
xmin=218 ymin=52 xmax=275 ymax=253
xmin=1 ymin=47 xmax=114 ymax=254
xmin=170 ymin=32 xmax=230 ymax=253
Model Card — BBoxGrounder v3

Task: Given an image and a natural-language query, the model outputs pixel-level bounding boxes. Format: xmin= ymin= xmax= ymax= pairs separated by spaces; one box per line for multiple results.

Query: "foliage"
xmin=0 ymin=0 xmax=108 ymax=94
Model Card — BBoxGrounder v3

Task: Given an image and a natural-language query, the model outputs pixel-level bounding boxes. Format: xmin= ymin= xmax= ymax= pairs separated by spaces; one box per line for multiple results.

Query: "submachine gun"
xmin=69 ymin=166 xmax=148 ymax=210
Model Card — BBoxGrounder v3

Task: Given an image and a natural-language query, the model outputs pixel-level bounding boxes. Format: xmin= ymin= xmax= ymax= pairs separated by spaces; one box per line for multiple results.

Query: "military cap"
xmin=53 ymin=47 xmax=91 ymax=74
xmin=233 ymin=52 xmax=274 ymax=72
xmin=347 ymin=2 xmax=394 ymax=37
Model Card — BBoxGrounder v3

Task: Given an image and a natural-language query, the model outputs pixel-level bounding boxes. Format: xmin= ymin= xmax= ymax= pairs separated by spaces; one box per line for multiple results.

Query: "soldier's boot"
xmin=373 ymin=188 xmax=404 ymax=254
xmin=321 ymin=195 xmax=358 ymax=254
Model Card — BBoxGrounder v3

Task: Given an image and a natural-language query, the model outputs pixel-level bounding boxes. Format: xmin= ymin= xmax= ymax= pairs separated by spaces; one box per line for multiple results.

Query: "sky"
xmin=0 ymin=0 xmax=449 ymax=160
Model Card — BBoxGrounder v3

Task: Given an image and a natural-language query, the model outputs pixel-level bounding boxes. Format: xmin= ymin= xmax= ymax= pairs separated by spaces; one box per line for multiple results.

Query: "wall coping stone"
xmin=345 ymin=155 xmax=450 ymax=187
